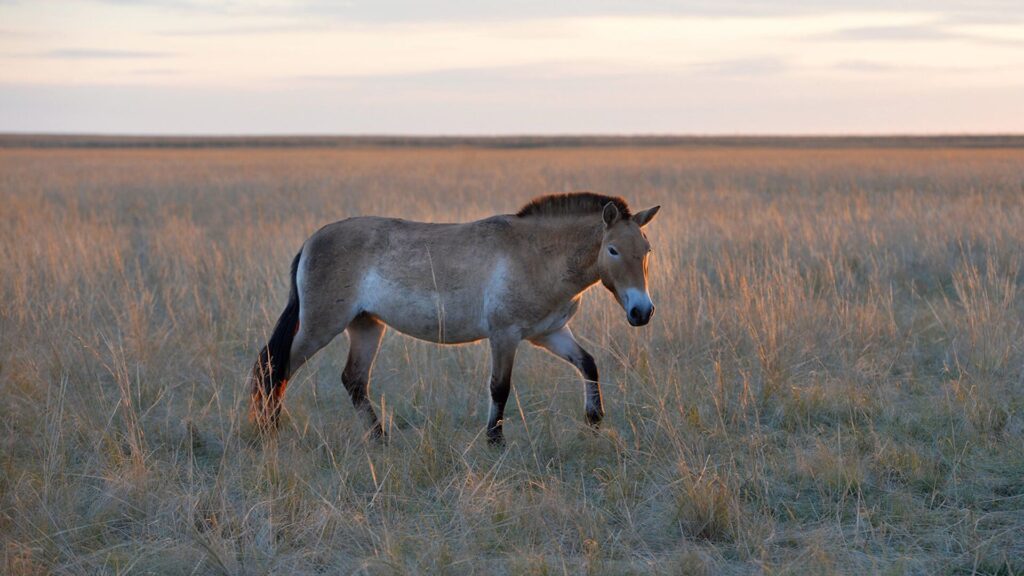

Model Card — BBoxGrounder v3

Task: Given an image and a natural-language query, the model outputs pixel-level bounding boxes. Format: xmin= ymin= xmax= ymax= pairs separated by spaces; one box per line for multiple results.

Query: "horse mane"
xmin=515 ymin=192 xmax=631 ymax=219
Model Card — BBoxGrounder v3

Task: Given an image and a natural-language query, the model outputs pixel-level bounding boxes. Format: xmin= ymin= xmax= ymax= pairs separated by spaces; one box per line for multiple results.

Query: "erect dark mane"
xmin=516 ymin=192 xmax=631 ymax=219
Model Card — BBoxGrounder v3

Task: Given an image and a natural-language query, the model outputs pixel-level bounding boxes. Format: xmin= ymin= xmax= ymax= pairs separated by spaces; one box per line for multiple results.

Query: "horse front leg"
xmin=486 ymin=334 xmax=519 ymax=446
xmin=529 ymin=326 xmax=603 ymax=428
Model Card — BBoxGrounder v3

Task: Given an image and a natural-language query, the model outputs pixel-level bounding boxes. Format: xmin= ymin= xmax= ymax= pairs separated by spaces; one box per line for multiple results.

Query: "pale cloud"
xmin=158 ymin=22 xmax=329 ymax=35
xmin=34 ymin=48 xmax=173 ymax=59
xmin=131 ymin=67 xmax=181 ymax=75
xmin=88 ymin=0 xmax=1024 ymax=23
xmin=819 ymin=22 xmax=1024 ymax=46
xmin=688 ymin=57 xmax=789 ymax=77
xmin=823 ymin=24 xmax=957 ymax=40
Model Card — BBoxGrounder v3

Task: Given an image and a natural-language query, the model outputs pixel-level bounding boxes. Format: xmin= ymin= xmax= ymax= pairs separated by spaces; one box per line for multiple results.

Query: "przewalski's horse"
xmin=249 ymin=192 xmax=660 ymax=445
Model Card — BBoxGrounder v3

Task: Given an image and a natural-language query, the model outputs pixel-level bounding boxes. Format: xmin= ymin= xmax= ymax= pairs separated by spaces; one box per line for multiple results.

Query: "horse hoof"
xmin=368 ymin=425 xmax=388 ymax=444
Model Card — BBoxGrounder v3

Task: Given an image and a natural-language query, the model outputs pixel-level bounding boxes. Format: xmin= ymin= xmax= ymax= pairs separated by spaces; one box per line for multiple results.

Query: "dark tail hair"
xmin=250 ymin=250 xmax=303 ymax=425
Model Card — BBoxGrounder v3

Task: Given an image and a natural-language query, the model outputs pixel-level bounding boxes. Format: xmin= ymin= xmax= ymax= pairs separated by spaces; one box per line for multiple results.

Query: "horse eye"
xmin=608 ymin=247 xmax=619 ymax=256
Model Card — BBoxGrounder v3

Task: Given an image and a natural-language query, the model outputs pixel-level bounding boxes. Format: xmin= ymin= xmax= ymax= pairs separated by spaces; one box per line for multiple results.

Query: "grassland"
xmin=1 ymin=142 xmax=1023 ymax=574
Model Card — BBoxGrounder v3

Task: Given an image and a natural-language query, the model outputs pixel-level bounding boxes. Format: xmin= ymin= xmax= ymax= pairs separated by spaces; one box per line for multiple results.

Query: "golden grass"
xmin=1 ymin=145 xmax=1023 ymax=574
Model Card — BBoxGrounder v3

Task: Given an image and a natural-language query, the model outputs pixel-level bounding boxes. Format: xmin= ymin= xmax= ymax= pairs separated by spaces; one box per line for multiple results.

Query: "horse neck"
xmin=530 ymin=216 xmax=604 ymax=297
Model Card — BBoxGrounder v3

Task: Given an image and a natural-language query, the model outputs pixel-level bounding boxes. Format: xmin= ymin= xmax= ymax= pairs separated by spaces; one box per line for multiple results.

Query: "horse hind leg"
xmin=252 ymin=310 xmax=347 ymax=430
xmin=343 ymin=313 xmax=387 ymax=440
xmin=251 ymin=257 xmax=358 ymax=430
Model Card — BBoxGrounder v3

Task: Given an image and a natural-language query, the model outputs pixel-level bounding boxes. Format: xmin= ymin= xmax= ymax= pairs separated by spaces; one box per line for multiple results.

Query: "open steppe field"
xmin=2 ymin=143 xmax=1024 ymax=574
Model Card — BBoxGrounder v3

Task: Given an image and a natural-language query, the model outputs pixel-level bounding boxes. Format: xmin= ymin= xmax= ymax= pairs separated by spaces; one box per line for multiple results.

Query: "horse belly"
xmin=358 ymin=269 xmax=487 ymax=344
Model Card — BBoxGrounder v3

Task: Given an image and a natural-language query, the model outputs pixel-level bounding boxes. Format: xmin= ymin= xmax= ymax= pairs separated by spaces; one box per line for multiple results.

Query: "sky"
xmin=1 ymin=0 xmax=1023 ymax=135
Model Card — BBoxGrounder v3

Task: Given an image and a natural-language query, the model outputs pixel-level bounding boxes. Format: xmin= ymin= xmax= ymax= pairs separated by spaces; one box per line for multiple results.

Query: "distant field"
xmin=1 ymin=143 xmax=1022 ymax=574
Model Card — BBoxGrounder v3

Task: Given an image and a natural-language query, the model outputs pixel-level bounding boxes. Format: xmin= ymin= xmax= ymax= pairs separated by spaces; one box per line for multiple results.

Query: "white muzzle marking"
xmin=622 ymin=287 xmax=654 ymax=326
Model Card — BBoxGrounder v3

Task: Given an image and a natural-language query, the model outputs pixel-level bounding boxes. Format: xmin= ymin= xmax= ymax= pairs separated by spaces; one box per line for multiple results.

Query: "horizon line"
xmin=3 ymin=132 xmax=1024 ymax=150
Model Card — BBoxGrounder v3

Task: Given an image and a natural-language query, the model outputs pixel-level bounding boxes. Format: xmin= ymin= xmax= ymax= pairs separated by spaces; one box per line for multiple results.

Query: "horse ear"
xmin=633 ymin=205 xmax=660 ymax=227
xmin=602 ymin=202 xmax=621 ymax=228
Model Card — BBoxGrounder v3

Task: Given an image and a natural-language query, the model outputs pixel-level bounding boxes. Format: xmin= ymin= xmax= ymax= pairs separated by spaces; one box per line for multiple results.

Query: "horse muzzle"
xmin=622 ymin=288 xmax=654 ymax=327
xmin=627 ymin=303 xmax=654 ymax=326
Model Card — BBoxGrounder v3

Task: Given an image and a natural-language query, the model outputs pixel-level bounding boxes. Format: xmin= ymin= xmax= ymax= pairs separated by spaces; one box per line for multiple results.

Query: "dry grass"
xmin=1 ymin=144 xmax=1023 ymax=574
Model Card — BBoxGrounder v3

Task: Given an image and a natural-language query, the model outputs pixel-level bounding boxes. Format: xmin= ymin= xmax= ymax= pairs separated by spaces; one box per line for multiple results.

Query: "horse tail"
xmin=250 ymin=249 xmax=303 ymax=427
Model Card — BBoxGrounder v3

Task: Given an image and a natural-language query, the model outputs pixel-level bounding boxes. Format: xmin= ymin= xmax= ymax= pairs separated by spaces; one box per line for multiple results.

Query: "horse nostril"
xmin=629 ymin=307 xmax=641 ymax=320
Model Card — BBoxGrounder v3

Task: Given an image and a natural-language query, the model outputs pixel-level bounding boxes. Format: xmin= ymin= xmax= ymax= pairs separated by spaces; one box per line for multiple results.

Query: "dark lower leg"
xmin=343 ymin=364 xmax=383 ymax=439
xmin=580 ymin=352 xmax=603 ymax=427
xmin=487 ymin=378 xmax=511 ymax=445
xmin=486 ymin=337 xmax=517 ymax=446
